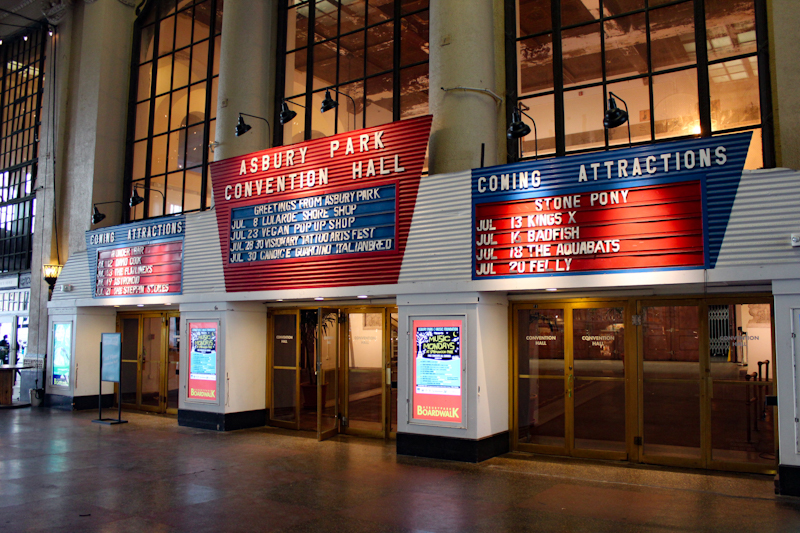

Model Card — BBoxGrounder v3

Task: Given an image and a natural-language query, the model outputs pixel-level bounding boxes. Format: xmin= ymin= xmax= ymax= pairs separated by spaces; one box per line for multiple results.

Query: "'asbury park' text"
xmin=225 ymin=131 xmax=406 ymax=201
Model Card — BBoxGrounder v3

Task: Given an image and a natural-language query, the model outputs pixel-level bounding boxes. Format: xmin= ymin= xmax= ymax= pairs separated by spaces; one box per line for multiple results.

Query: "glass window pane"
xmin=213 ymin=34 xmax=221 ymax=75
xmin=167 ymin=171 xmax=184 ymax=213
xmin=339 ymin=30 xmax=365 ymax=84
xmin=517 ymin=309 xmax=564 ymax=377
xmin=366 ymin=73 xmax=393 ymax=128
xmin=181 ymin=122 xmax=205 ymax=169
xmin=561 ymin=0 xmax=599 ymax=27
xmin=210 ymin=76 xmax=218 ymax=119
xmin=153 ymin=94 xmax=169 ymax=135
xmin=282 ymin=95 xmax=306 ymax=145
xmin=650 ymin=3 xmax=696 ymax=71
xmin=150 ymin=134 xmax=168 ymax=177
xmin=168 ymin=130 xmax=182 ymax=172
xmin=170 ymin=87 xmax=189 ymax=131
xmin=606 ymin=77 xmax=652 ymax=146
xmin=574 ymin=380 xmax=625 ymax=452
xmin=518 ymin=34 xmax=553 ymax=96
xmin=173 ymin=52 xmax=190 ymax=89
xmin=285 ymin=49 xmax=308 ymax=98
xmin=135 ymin=101 xmax=150 ymax=141
xmin=562 ymin=23 xmax=601 ymax=87
xmin=400 ymin=11 xmax=429 ymax=66
xmin=175 ymin=8 xmax=193 ymax=50
xmin=155 ymin=56 xmax=173 ymax=96
xmin=367 ymin=23 xmax=394 ymax=76
xmin=517 ymin=0 xmax=551 ymax=37
xmin=188 ymin=83 xmax=206 ymax=121
xmin=193 ymin=1 xmax=211 ymax=42
xmin=339 ymin=81 xmax=364 ymax=131
xmin=286 ymin=5 xmax=309 ymax=51
xmin=138 ymin=63 xmax=153 ymax=101
xmin=706 ymin=0 xmax=757 ymax=61
xmin=207 ymin=118 xmax=216 ymax=165
xmin=369 ymin=0 xmax=393 ymax=24
xmin=312 ymin=90 xmax=337 ymax=139
xmin=400 ymin=0 xmax=426 ymax=15
xmin=340 ymin=0 xmax=366 ymax=33
xmin=709 ymin=57 xmax=760 ymax=132
xmin=191 ymin=41 xmax=209 ymax=84
xmin=184 ymin=168 xmax=202 ymax=211
xmin=573 ymin=307 xmax=625 ymax=378
xmin=400 ymin=64 xmax=428 ymax=119
xmin=604 ymin=13 xmax=647 ymax=80
xmin=603 ymin=0 xmax=643 ymax=16
xmin=148 ymin=175 xmax=166 ymax=217
xmin=653 ymin=68 xmax=699 ymax=140
xmin=315 ymin=1 xmax=339 ymax=42
xmin=564 ymin=85 xmax=604 ymax=151
xmin=158 ymin=16 xmax=175 ymax=56
xmin=312 ymin=42 xmax=338 ymax=91
xmin=643 ymin=306 xmax=700 ymax=376
xmin=519 ymin=94 xmax=555 ymax=157
xmin=140 ymin=24 xmax=155 ymax=63
xmin=132 ymin=141 xmax=147 ymax=180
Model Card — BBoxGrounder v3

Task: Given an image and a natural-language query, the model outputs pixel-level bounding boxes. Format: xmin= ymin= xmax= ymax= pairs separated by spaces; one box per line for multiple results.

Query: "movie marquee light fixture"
xmin=91 ymin=201 xmax=125 ymax=225
xmin=507 ymin=106 xmax=538 ymax=160
xmin=129 ymin=184 xmax=165 ymax=208
xmin=603 ymin=92 xmax=632 ymax=147
xmin=236 ymin=113 xmax=271 ymax=146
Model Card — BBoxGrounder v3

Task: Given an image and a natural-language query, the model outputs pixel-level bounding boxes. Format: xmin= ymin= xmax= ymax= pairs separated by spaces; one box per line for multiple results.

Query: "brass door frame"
xmin=318 ymin=308 xmax=341 ymax=441
xmin=117 ymin=311 xmax=175 ymax=414
xmin=511 ymin=300 xmax=631 ymax=462
xmin=165 ymin=312 xmax=180 ymax=415
xmin=267 ymin=309 xmax=301 ymax=430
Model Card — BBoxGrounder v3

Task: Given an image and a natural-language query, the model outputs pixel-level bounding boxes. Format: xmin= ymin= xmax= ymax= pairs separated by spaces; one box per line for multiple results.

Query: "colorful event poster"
xmin=52 ymin=322 xmax=72 ymax=387
xmin=188 ymin=322 xmax=218 ymax=401
xmin=412 ymin=319 xmax=463 ymax=425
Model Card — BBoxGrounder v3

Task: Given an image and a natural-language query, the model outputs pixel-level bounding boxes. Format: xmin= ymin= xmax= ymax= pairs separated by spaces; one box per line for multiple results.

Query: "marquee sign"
xmin=472 ymin=133 xmax=752 ymax=279
xmin=210 ymin=116 xmax=432 ymax=291
xmin=86 ymin=217 xmax=185 ymax=297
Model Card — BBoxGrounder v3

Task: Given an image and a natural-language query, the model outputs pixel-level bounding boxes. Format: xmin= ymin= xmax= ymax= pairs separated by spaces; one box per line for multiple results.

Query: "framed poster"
xmin=52 ymin=322 xmax=72 ymax=387
xmin=101 ymin=333 xmax=121 ymax=383
xmin=187 ymin=321 xmax=218 ymax=402
xmin=410 ymin=318 xmax=465 ymax=427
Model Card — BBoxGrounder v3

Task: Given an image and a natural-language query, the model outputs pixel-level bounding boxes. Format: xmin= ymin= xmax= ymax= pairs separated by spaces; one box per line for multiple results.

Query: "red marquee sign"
xmin=95 ymin=241 xmax=183 ymax=297
xmin=210 ymin=116 xmax=432 ymax=292
xmin=475 ymin=181 xmax=705 ymax=277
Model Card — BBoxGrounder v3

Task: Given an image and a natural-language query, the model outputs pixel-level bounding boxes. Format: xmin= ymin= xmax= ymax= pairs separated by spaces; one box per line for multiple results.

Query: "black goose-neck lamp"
xmin=507 ymin=106 xmax=538 ymax=160
xmin=91 ymin=201 xmax=124 ymax=225
xmin=129 ymin=184 xmax=165 ymax=209
xmin=279 ymin=99 xmax=304 ymax=126
xmin=320 ymin=88 xmax=357 ymax=131
xmin=236 ymin=113 xmax=271 ymax=146
xmin=603 ymin=91 xmax=631 ymax=147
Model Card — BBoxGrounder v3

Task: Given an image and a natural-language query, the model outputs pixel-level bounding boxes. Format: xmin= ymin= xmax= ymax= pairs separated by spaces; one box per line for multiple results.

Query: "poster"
xmin=188 ymin=322 xmax=217 ymax=401
xmin=101 ymin=333 xmax=121 ymax=383
xmin=52 ymin=322 xmax=72 ymax=387
xmin=412 ymin=319 xmax=463 ymax=425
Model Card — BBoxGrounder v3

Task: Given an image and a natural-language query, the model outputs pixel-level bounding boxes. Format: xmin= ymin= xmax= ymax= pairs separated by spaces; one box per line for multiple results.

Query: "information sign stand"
xmin=92 ymin=332 xmax=127 ymax=425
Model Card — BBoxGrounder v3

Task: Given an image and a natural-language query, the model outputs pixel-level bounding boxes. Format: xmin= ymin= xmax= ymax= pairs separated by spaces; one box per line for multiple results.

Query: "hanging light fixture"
xmin=279 ymin=100 xmax=298 ymax=126
xmin=235 ymin=114 xmax=252 ymax=137
xmin=320 ymin=89 xmax=338 ymax=113
xmin=129 ymin=184 xmax=165 ymax=209
xmin=603 ymin=91 xmax=632 ymax=147
xmin=90 ymin=201 xmax=125 ymax=225
xmin=507 ymin=107 xmax=538 ymax=160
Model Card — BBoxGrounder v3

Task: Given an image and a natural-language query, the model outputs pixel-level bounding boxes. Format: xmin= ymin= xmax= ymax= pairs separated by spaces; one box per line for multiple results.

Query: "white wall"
xmin=772 ymin=280 xmax=800 ymax=467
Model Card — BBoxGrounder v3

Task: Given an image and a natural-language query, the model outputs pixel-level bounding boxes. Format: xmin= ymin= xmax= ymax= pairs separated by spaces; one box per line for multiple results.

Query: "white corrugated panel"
xmin=399 ymin=170 xmax=473 ymax=282
xmin=51 ymin=250 xmax=92 ymax=300
xmin=716 ymin=168 xmax=800 ymax=267
xmin=182 ymin=210 xmax=226 ymax=294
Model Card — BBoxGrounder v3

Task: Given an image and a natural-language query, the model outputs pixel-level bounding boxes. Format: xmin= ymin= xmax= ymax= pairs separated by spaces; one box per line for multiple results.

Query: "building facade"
xmin=10 ymin=0 xmax=800 ymax=496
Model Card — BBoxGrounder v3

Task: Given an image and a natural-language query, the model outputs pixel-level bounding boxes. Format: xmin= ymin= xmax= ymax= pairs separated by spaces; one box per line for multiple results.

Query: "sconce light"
xmin=43 ymin=264 xmax=63 ymax=300
xmin=320 ymin=88 xmax=357 ymax=131
xmin=603 ymin=91 xmax=631 ymax=147
xmin=129 ymin=184 xmax=165 ymax=208
xmin=235 ymin=113 xmax=271 ymax=146
xmin=279 ymin=100 xmax=302 ymax=126
xmin=507 ymin=106 xmax=538 ymax=160
xmin=91 ymin=201 xmax=124 ymax=225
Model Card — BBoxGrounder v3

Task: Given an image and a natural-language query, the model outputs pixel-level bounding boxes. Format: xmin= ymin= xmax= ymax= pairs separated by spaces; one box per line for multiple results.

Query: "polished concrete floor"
xmin=1 ymin=409 xmax=799 ymax=532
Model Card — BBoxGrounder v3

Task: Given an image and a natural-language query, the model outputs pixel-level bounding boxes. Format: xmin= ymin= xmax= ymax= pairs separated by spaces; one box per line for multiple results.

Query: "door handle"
xmin=567 ymin=374 xmax=574 ymax=398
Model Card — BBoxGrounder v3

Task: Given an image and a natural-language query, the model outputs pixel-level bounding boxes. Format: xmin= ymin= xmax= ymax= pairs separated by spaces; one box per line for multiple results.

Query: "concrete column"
xmin=214 ymin=0 xmax=279 ymax=162
xmin=428 ymin=0 xmax=505 ymax=174
xmin=770 ymin=0 xmax=800 ymax=169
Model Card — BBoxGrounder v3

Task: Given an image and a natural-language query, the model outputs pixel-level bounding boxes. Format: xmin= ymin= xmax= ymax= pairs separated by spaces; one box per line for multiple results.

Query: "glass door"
xmin=166 ymin=314 xmax=180 ymax=413
xmin=515 ymin=303 xmax=628 ymax=460
xmin=638 ymin=303 xmax=704 ymax=468
xmin=317 ymin=309 xmax=340 ymax=441
xmin=269 ymin=310 xmax=300 ymax=429
xmin=343 ymin=309 xmax=386 ymax=437
xmin=140 ymin=316 xmax=163 ymax=410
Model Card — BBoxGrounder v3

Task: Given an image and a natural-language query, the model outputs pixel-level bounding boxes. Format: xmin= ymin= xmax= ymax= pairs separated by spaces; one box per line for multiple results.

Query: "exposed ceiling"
xmin=0 ymin=0 xmax=45 ymax=41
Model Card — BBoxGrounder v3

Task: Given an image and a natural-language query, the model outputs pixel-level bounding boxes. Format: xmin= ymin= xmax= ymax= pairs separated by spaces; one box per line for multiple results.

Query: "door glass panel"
xmin=572 ymin=307 xmax=625 ymax=452
xmin=141 ymin=317 xmax=162 ymax=408
xmin=517 ymin=308 xmax=565 ymax=447
xmin=272 ymin=314 xmax=297 ymax=423
xmin=318 ymin=310 xmax=339 ymax=437
xmin=120 ymin=318 xmax=139 ymax=405
xmin=300 ymin=309 xmax=317 ymax=431
xmin=347 ymin=312 xmax=383 ymax=432
xmin=709 ymin=303 xmax=775 ymax=465
xmin=167 ymin=316 xmax=180 ymax=411
xmin=390 ymin=312 xmax=398 ymax=434
xmin=642 ymin=305 xmax=701 ymax=459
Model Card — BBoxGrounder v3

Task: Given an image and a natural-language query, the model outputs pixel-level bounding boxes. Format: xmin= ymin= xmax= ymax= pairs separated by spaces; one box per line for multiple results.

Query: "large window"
xmin=0 ymin=27 xmax=46 ymax=272
xmin=277 ymin=0 xmax=429 ymax=145
xmin=510 ymin=0 xmax=771 ymax=168
xmin=126 ymin=0 xmax=222 ymax=221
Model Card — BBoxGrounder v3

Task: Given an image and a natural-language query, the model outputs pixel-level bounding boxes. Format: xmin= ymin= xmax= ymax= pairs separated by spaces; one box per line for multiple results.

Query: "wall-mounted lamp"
xmin=43 ymin=264 xmax=63 ymax=301
xmin=603 ymin=91 xmax=631 ymax=147
xmin=279 ymin=99 xmax=304 ymax=126
xmin=320 ymin=88 xmax=357 ymax=131
xmin=236 ymin=113 xmax=271 ymax=146
xmin=507 ymin=106 xmax=538 ymax=160
xmin=129 ymin=184 xmax=165 ymax=208
xmin=91 ymin=201 xmax=124 ymax=225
